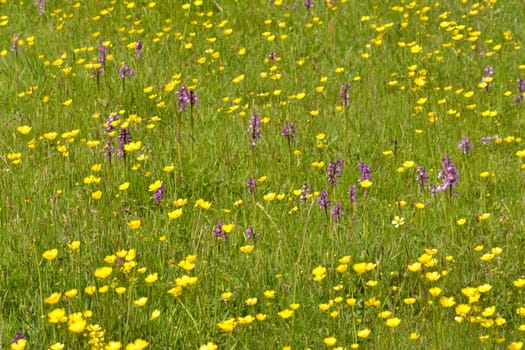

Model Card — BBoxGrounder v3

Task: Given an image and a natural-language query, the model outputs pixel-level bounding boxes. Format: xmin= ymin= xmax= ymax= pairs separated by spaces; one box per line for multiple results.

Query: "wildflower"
xmin=153 ymin=182 xmax=164 ymax=205
xmin=94 ymin=267 xmax=112 ymax=279
xmin=323 ymin=337 xmax=337 ymax=346
xmin=118 ymin=62 xmax=135 ymax=79
xmin=134 ymin=40 xmax=143 ymax=58
xmin=168 ymin=208 xmax=183 ymax=220
xmin=281 ymin=122 xmax=296 ymax=143
xmin=240 ymin=245 xmax=254 ymax=254
xmin=11 ymin=330 xmax=26 ymax=345
xmin=340 ymin=82 xmax=351 ymax=106
xmin=327 ymin=159 xmax=343 ymax=186
xmin=331 ymin=203 xmax=344 ymax=222
xmin=304 ymin=0 xmax=313 ymax=10
xmin=11 ymin=33 xmax=21 ymax=54
xmin=348 ymin=185 xmax=357 ymax=203
xmin=177 ymin=84 xmax=198 ymax=112
xmin=247 ymin=177 xmax=256 ymax=194
xmin=125 ymin=339 xmax=149 ymax=350
xmin=277 ymin=309 xmax=294 ymax=319
xmin=44 ymin=292 xmax=62 ymax=305
xmin=317 ymin=190 xmax=331 ymax=209
xmin=392 ymin=216 xmax=404 ymax=228
xmin=199 ymin=342 xmax=218 ymax=350
xmin=312 ymin=265 xmax=327 ymax=281
xmin=127 ymin=219 xmax=141 ymax=230
xmin=436 ymin=154 xmax=459 ymax=194
xmin=515 ymin=78 xmax=525 ymax=103
xmin=17 ymin=125 xmax=32 ymax=135
xmin=481 ymin=66 xmax=494 ymax=91
xmin=42 ymin=249 xmax=58 ymax=261
xmin=357 ymin=328 xmax=371 ymax=338
xmin=117 ymin=127 xmax=131 ymax=159
xmin=248 ymin=113 xmax=262 ymax=147
xmin=217 ymin=318 xmax=237 ymax=332
xmin=385 ymin=317 xmax=401 ymax=328
xmin=458 ymin=136 xmax=473 ymax=155
xmin=35 ymin=0 xmax=45 ymax=15
xmin=416 ymin=166 xmax=429 ymax=187
xmin=300 ymin=183 xmax=310 ymax=203
xmin=358 ymin=162 xmax=371 ymax=182
xmin=213 ymin=220 xmax=227 ymax=240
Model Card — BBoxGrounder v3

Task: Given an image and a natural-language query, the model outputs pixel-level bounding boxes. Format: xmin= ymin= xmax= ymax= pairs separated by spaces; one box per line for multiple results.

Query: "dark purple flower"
xmin=317 ymin=190 xmax=331 ymax=209
xmin=11 ymin=330 xmax=26 ymax=343
xmin=246 ymin=226 xmax=260 ymax=239
xmin=300 ymin=183 xmax=310 ymax=203
xmin=281 ymin=122 xmax=295 ymax=142
xmin=104 ymin=112 xmax=119 ymax=134
xmin=304 ymin=0 xmax=313 ymax=9
xmin=416 ymin=166 xmax=428 ymax=187
xmin=35 ymin=0 xmax=45 ymax=15
xmin=339 ymin=83 xmax=351 ymax=106
xmin=331 ymin=203 xmax=344 ymax=222
xmin=358 ymin=162 xmax=371 ymax=182
xmin=153 ymin=183 xmax=164 ymax=205
xmin=117 ymin=127 xmax=131 ymax=159
xmin=248 ymin=113 xmax=262 ymax=147
xmin=189 ymin=88 xmax=198 ymax=106
xmin=458 ymin=136 xmax=473 ymax=155
xmin=247 ymin=177 xmax=256 ymax=194
xmin=348 ymin=185 xmax=357 ymax=203
xmin=118 ymin=62 xmax=135 ymax=79
xmin=176 ymin=84 xmax=197 ymax=112
xmin=213 ymin=220 xmax=227 ymax=240
xmin=436 ymin=154 xmax=459 ymax=194
xmin=327 ymin=159 xmax=343 ymax=186
xmin=134 ymin=40 xmax=143 ymax=58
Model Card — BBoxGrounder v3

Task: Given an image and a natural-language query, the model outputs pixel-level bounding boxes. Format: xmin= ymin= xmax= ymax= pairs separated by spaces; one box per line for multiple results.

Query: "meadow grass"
xmin=1 ymin=0 xmax=525 ymax=349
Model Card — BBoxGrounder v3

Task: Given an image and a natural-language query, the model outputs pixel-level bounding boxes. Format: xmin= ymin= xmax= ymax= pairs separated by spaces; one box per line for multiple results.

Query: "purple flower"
xmin=317 ymin=190 xmax=331 ymax=209
xmin=339 ymin=83 xmax=351 ymax=106
xmin=348 ymin=185 xmax=357 ymax=203
xmin=436 ymin=154 xmax=459 ymax=194
xmin=416 ymin=166 xmax=428 ymax=187
xmin=134 ymin=40 xmax=143 ymax=58
xmin=515 ymin=78 xmax=525 ymax=103
xmin=153 ymin=183 xmax=164 ymax=205
xmin=246 ymin=226 xmax=260 ymax=239
xmin=481 ymin=136 xmax=493 ymax=145
xmin=98 ymin=43 xmax=107 ymax=68
xmin=358 ymin=162 xmax=371 ymax=182
xmin=327 ymin=159 xmax=343 ymax=186
xmin=300 ymin=183 xmax=310 ymax=203
xmin=304 ymin=0 xmax=313 ymax=9
xmin=247 ymin=177 xmax=256 ymax=194
xmin=281 ymin=122 xmax=296 ymax=142
xmin=11 ymin=330 xmax=26 ymax=343
xmin=117 ymin=127 xmax=131 ymax=159
xmin=35 ymin=0 xmax=45 ymax=15
xmin=104 ymin=112 xmax=119 ymax=134
xmin=331 ymin=203 xmax=344 ymax=222
xmin=213 ymin=220 xmax=227 ymax=240
xmin=248 ymin=113 xmax=262 ymax=147
xmin=118 ymin=62 xmax=135 ymax=79
xmin=177 ymin=85 xmax=198 ymax=112
xmin=458 ymin=136 xmax=473 ymax=155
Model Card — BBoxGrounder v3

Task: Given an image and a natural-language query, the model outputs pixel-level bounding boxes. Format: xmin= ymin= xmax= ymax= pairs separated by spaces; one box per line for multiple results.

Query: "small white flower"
xmin=392 ymin=216 xmax=405 ymax=228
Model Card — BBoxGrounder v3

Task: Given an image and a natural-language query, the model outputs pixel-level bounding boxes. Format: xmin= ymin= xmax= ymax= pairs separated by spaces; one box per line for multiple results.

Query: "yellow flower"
xmin=127 ymin=219 xmax=141 ymax=230
xmin=64 ymin=289 xmax=78 ymax=298
xmin=94 ymin=267 xmax=112 ymax=279
xmin=323 ymin=337 xmax=337 ymax=346
xmin=178 ymin=259 xmax=195 ymax=271
xmin=359 ymin=179 xmax=372 ymax=188
xmin=277 ymin=309 xmax=294 ymax=319
xmin=217 ymin=318 xmax=237 ymax=332
xmin=195 ymin=199 xmax=212 ymax=209
xmin=199 ymin=342 xmax=218 ymax=350
xmin=439 ymin=296 xmax=456 ymax=307
xmin=508 ymin=342 xmax=523 ymax=350
xmin=118 ymin=182 xmax=130 ymax=191
xmin=144 ymin=273 xmax=158 ymax=283
xmin=125 ymin=339 xmax=149 ymax=350
xmin=11 ymin=338 xmax=27 ymax=350
xmin=221 ymin=291 xmax=233 ymax=301
xmin=312 ymin=265 xmax=327 ymax=281
xmin=222 ymin=224 xmax=235 ymax=233
xmin=106 ymin=341 xmax=122 ymax=350
xmin=385 ymin=317 xmax=401 ymax=328
xmin=263 ymin=192 xmax=276 ymax=201
xmin=42 ymin=248 xmax=58 ymax=261
xmin=240 ymin=244 xmax=254 ymax=254
xmin=133 ymin=297 xmax=148 ymax=307
xmin=245 ymin=297 xmax=258 ymax=305
xmin=44 ymin=292 xmax=62 ymax=305
xmin=91 ymin=190 xmax=102 ymax=200
xmin=48 ymin=308 xmax=67 ymax=323
xmin=357 ymin=328 xmax=371 ymax=338
xmin=17 ymin=125 xmax=32 ymax=135
xmin=67 ymin=240 xmax=80 ymax=251
xmin=148 ymin=180 xmax=163 ymax=192
xmin=168 ymin=208 xmax=183 ymax=220
xmin=49 ymin=343 xmax=65 ymax=350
